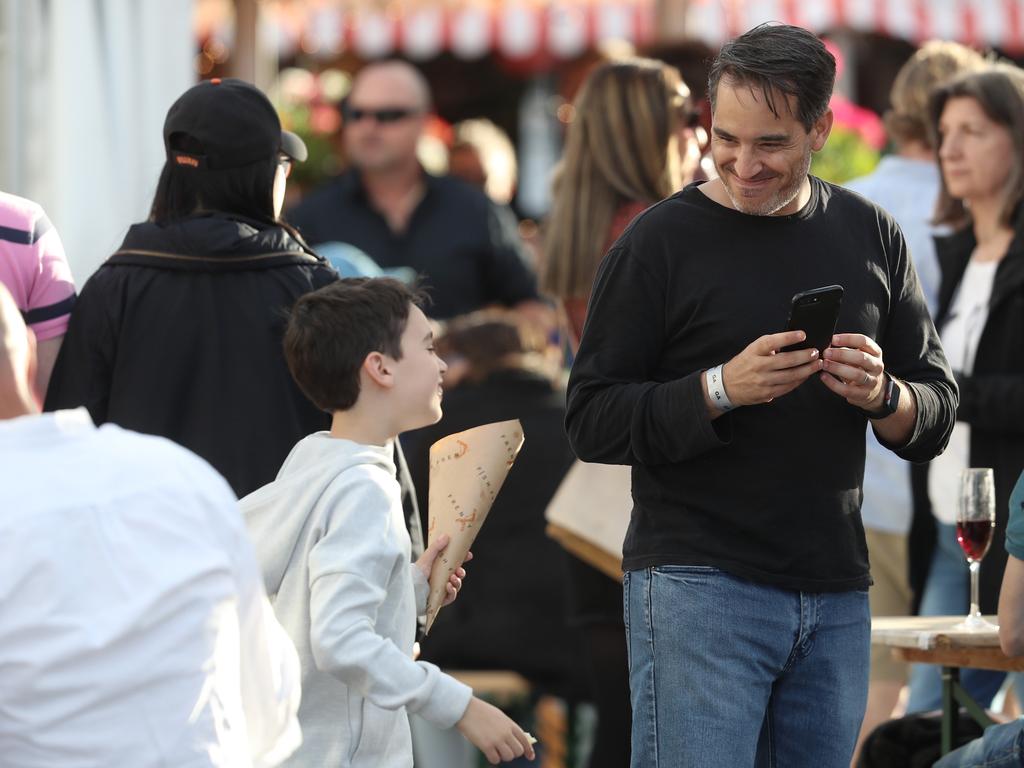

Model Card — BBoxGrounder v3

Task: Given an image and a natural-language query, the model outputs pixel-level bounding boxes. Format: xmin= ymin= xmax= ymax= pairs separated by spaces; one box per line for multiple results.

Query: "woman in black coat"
xmin=907 ymin=67 xmax=1024 ymax=712
xmin=403 ymin=311 xmax=583 ymax=693
xmin=45 ymin=79 xmax=338 ymax=497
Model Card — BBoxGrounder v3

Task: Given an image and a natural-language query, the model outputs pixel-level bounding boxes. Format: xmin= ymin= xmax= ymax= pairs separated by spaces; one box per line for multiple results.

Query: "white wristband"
xmin=705 ymin=364 xmax=735 ymax=412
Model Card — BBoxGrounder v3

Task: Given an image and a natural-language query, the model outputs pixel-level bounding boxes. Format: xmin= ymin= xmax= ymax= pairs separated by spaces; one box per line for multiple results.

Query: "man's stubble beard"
xmin=717 ymin=147 xmax=812 ymax=217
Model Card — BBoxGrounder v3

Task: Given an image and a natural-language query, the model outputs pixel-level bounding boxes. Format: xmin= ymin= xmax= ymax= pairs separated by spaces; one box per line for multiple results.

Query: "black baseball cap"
xmin=163 ymin=77 xmax=308 ymax=171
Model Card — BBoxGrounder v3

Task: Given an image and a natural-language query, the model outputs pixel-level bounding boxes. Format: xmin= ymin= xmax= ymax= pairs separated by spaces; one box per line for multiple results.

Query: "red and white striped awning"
xmin=304 ymin=1 xmax=656 ymax=59
xmin=687 ymin=0 xmax=1024 ymax=53
xmin=194 ymin=0 xmax=1024 ymax=61
xmin=196 ymin=0 xmax=656 ymax=61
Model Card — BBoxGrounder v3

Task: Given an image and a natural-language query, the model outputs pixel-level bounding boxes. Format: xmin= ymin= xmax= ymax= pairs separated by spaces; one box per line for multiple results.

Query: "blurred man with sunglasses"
xmin=289 ymin=60 xmax=547 ymax=322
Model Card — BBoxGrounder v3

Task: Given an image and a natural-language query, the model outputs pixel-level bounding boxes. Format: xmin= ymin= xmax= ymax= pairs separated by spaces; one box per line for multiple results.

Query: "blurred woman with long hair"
xmin=907 ymin=65 xmax=1024 ymax=712
xmin=541 ymin=57 xmax=701 ymax=768
xmin=543 ymin=57 xmax=701 ymax=349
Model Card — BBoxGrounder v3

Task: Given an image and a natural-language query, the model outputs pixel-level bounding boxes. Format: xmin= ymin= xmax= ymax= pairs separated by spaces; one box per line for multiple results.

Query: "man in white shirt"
xmin=0 ymin=282 xmax=302 ymax=768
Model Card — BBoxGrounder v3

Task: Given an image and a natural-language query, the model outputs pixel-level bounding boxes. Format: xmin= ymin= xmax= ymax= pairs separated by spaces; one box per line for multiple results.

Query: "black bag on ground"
xmin=857 ymin=712 xmax=985 ymax=768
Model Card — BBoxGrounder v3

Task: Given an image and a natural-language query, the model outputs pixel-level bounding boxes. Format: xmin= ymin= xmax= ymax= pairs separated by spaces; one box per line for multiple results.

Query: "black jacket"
xmin=910 ymin=216 xmax=1024 ymax=614
xmin=45 ymin=213 xmax=339 ymax=498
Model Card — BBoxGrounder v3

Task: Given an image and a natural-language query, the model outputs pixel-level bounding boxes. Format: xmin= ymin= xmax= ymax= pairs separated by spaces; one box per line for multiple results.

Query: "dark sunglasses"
xmin=342 ymin=104 xmax=419 ymax=124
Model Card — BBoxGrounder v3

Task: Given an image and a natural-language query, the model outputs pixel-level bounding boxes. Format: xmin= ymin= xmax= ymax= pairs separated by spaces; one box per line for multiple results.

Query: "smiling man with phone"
xmin=566 ymin=23 xmax=958 ymax=768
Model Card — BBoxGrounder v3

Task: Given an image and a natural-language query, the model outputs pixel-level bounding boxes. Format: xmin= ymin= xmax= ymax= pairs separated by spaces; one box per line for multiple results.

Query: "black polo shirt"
xmin=288 ymin=170 xmax=540 ymax=319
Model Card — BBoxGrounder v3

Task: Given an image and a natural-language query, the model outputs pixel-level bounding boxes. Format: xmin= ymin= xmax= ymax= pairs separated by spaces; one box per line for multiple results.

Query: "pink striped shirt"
xmin=0 ymin=192 xmax=75 ymax=341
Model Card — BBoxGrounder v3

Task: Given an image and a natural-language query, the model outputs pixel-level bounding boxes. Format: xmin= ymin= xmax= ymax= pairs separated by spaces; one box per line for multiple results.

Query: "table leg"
xmin=941 ymin=666 xmax=957 ymax=755
xmin=939 ymin=665 xmax=997 ymax=756
xmin=952 ymin=682 xmax=996 ymax=731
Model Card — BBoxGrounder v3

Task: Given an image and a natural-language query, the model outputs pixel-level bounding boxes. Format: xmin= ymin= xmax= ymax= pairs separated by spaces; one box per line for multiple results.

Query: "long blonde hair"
xmin=542 ymin=58 xmax=687 ymax=299
xmin=884 ymin=40 xmax=986 ymax=150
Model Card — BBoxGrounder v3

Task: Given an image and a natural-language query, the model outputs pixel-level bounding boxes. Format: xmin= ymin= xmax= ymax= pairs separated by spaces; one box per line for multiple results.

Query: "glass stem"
xmin=969 ymin=560 xmax=982 ymax=619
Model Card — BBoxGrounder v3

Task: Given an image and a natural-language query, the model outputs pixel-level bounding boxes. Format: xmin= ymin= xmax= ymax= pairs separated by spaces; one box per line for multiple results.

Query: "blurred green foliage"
xmin=273 ymin=68 xmax=350 ymax=194
xmin=279 ymin=102 xmax=342 ymax=191
xmin=811 ymin=124 xmax=880 ymax=185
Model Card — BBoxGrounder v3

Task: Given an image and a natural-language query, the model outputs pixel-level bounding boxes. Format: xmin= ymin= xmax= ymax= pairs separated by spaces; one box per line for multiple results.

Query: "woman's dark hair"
xmin=437 ymin=309 xmax=550 ymax=384
xmin=708 ymin=23 xmax=835 ymax=131
xmin=930 ymin=66 xmax=1024 ymax=228
xmin=149 ymin=133 xmax=279 ymax=225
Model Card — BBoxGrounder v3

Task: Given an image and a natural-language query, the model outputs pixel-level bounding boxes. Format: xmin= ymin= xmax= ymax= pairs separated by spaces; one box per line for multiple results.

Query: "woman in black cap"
xmin=45 ymin=78 xmax=339 ymax=497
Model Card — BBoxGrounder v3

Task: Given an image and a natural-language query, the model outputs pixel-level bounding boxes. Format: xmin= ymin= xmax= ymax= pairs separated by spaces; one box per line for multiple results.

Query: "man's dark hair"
xmin=284 ymin=278 xmax=424 ymax=413
xmin=707 ymin=23 xmax=836 ymax=131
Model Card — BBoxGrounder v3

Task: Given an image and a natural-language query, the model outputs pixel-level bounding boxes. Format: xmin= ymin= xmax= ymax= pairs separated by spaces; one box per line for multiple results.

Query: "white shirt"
xmin=847 ymin=155 xmax=944 ymax=532
xmin=241 ymin=433 xmax=471 ymax=768
xmin=0 ymin=409 xmax=302 ymax=768
xmin=928 ymin=259 xmax=1000 ymax=524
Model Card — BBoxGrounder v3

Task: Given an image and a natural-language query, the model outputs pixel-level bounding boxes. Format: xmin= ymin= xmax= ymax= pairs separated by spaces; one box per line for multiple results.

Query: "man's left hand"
xmin=820 ymin=333 xmax=886 ymax=411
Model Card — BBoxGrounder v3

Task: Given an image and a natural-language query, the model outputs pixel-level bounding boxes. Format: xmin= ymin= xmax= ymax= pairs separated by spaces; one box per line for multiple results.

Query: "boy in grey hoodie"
xmin=241 ymin=278 xmax=536 ymax=768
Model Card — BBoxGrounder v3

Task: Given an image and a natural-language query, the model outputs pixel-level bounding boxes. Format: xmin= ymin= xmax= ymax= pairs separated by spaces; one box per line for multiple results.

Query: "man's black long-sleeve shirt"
xmin=565 ymin=179 xmax=957 ymax=592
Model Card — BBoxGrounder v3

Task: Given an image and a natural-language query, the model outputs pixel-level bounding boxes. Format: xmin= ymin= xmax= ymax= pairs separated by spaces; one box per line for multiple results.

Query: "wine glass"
xmin=955 ymin=468 xmax=998 ymax=631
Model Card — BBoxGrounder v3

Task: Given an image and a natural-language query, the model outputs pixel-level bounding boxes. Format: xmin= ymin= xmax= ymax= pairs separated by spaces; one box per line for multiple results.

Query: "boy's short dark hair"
xmin=284 ymin=277 xmax=424 ymax=412
xmin=708 ymin=23 xmax=836 ymax=132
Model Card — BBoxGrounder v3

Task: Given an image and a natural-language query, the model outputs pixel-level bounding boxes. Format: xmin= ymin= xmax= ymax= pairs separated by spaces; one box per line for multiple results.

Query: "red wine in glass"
xmin=956 ymin=468 xmax=998 ymax=631
xmin=957 ymin=519 xmax=994 ymax=562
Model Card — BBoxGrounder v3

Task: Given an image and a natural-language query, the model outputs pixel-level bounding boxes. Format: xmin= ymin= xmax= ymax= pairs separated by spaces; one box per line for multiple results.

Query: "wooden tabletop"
xmin=546 ymin=522 xmax=623 ymax=582
xmin=871 ymin=616 xmax=1024 ymax=672
xmin=872 ymin=616 xmax=1002 ymax=649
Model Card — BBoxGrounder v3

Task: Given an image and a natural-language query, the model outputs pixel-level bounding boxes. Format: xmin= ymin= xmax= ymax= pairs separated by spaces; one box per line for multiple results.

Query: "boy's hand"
xmin=414 ymin=534 xmax=473 ymax=607
xmin=457 ymin=696 xmax=536 ymax=764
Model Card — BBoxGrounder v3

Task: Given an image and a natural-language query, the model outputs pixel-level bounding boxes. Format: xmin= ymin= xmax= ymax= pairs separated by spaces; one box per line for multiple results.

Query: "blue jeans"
xmin=624 ymin=566 xmax=870 ymax=768
xmin=934 ymin=719 xmax=1024 ymax=767
xmin=907 ymin=522 xmax=1005 ymax=713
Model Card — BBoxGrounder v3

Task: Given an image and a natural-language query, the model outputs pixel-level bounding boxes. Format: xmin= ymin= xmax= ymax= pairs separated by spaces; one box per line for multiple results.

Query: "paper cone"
xmin=424 ymin=419 xmax=524 ymax=633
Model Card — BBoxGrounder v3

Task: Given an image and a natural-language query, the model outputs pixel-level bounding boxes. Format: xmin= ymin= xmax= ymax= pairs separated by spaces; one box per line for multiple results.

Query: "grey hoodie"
xmin=241 ymin=433 xmax=472 ymax=767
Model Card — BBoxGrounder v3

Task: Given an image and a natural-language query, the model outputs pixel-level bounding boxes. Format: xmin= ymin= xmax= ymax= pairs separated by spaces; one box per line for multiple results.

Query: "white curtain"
xmin=0 ymin=0 xmax=193 ymax=286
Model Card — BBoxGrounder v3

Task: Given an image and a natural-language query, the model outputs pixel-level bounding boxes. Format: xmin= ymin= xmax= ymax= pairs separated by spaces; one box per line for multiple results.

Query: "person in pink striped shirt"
xmin=0 ymin=192 xmax=75 ymax=398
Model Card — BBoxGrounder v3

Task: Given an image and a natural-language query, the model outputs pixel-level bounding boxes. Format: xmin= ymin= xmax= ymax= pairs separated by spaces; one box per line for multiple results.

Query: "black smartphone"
xmin=781 ymin=285 xmax=844 ymax=354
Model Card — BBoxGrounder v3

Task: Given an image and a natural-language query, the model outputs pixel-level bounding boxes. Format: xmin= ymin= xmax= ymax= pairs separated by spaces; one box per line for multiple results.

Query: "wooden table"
xmin=872 ymin=616 xmax=1024 ymax=754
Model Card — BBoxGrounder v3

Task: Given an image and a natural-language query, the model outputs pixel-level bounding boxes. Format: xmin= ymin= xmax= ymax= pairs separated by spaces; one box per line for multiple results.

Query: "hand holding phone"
xmin=702 ymin=286 xmax=841 ymax=412
xmin=781 ymin=285 xmax=844 ymax=354
xmin=708 ymin=331 xmax=824 ymax=411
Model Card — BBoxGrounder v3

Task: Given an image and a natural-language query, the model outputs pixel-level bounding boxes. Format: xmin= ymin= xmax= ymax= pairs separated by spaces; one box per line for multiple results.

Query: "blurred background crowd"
xmin=5 ymin=2 xmax=1024 ymax=767
xmin=8 ymin=0 xmax=1024 ymax=284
